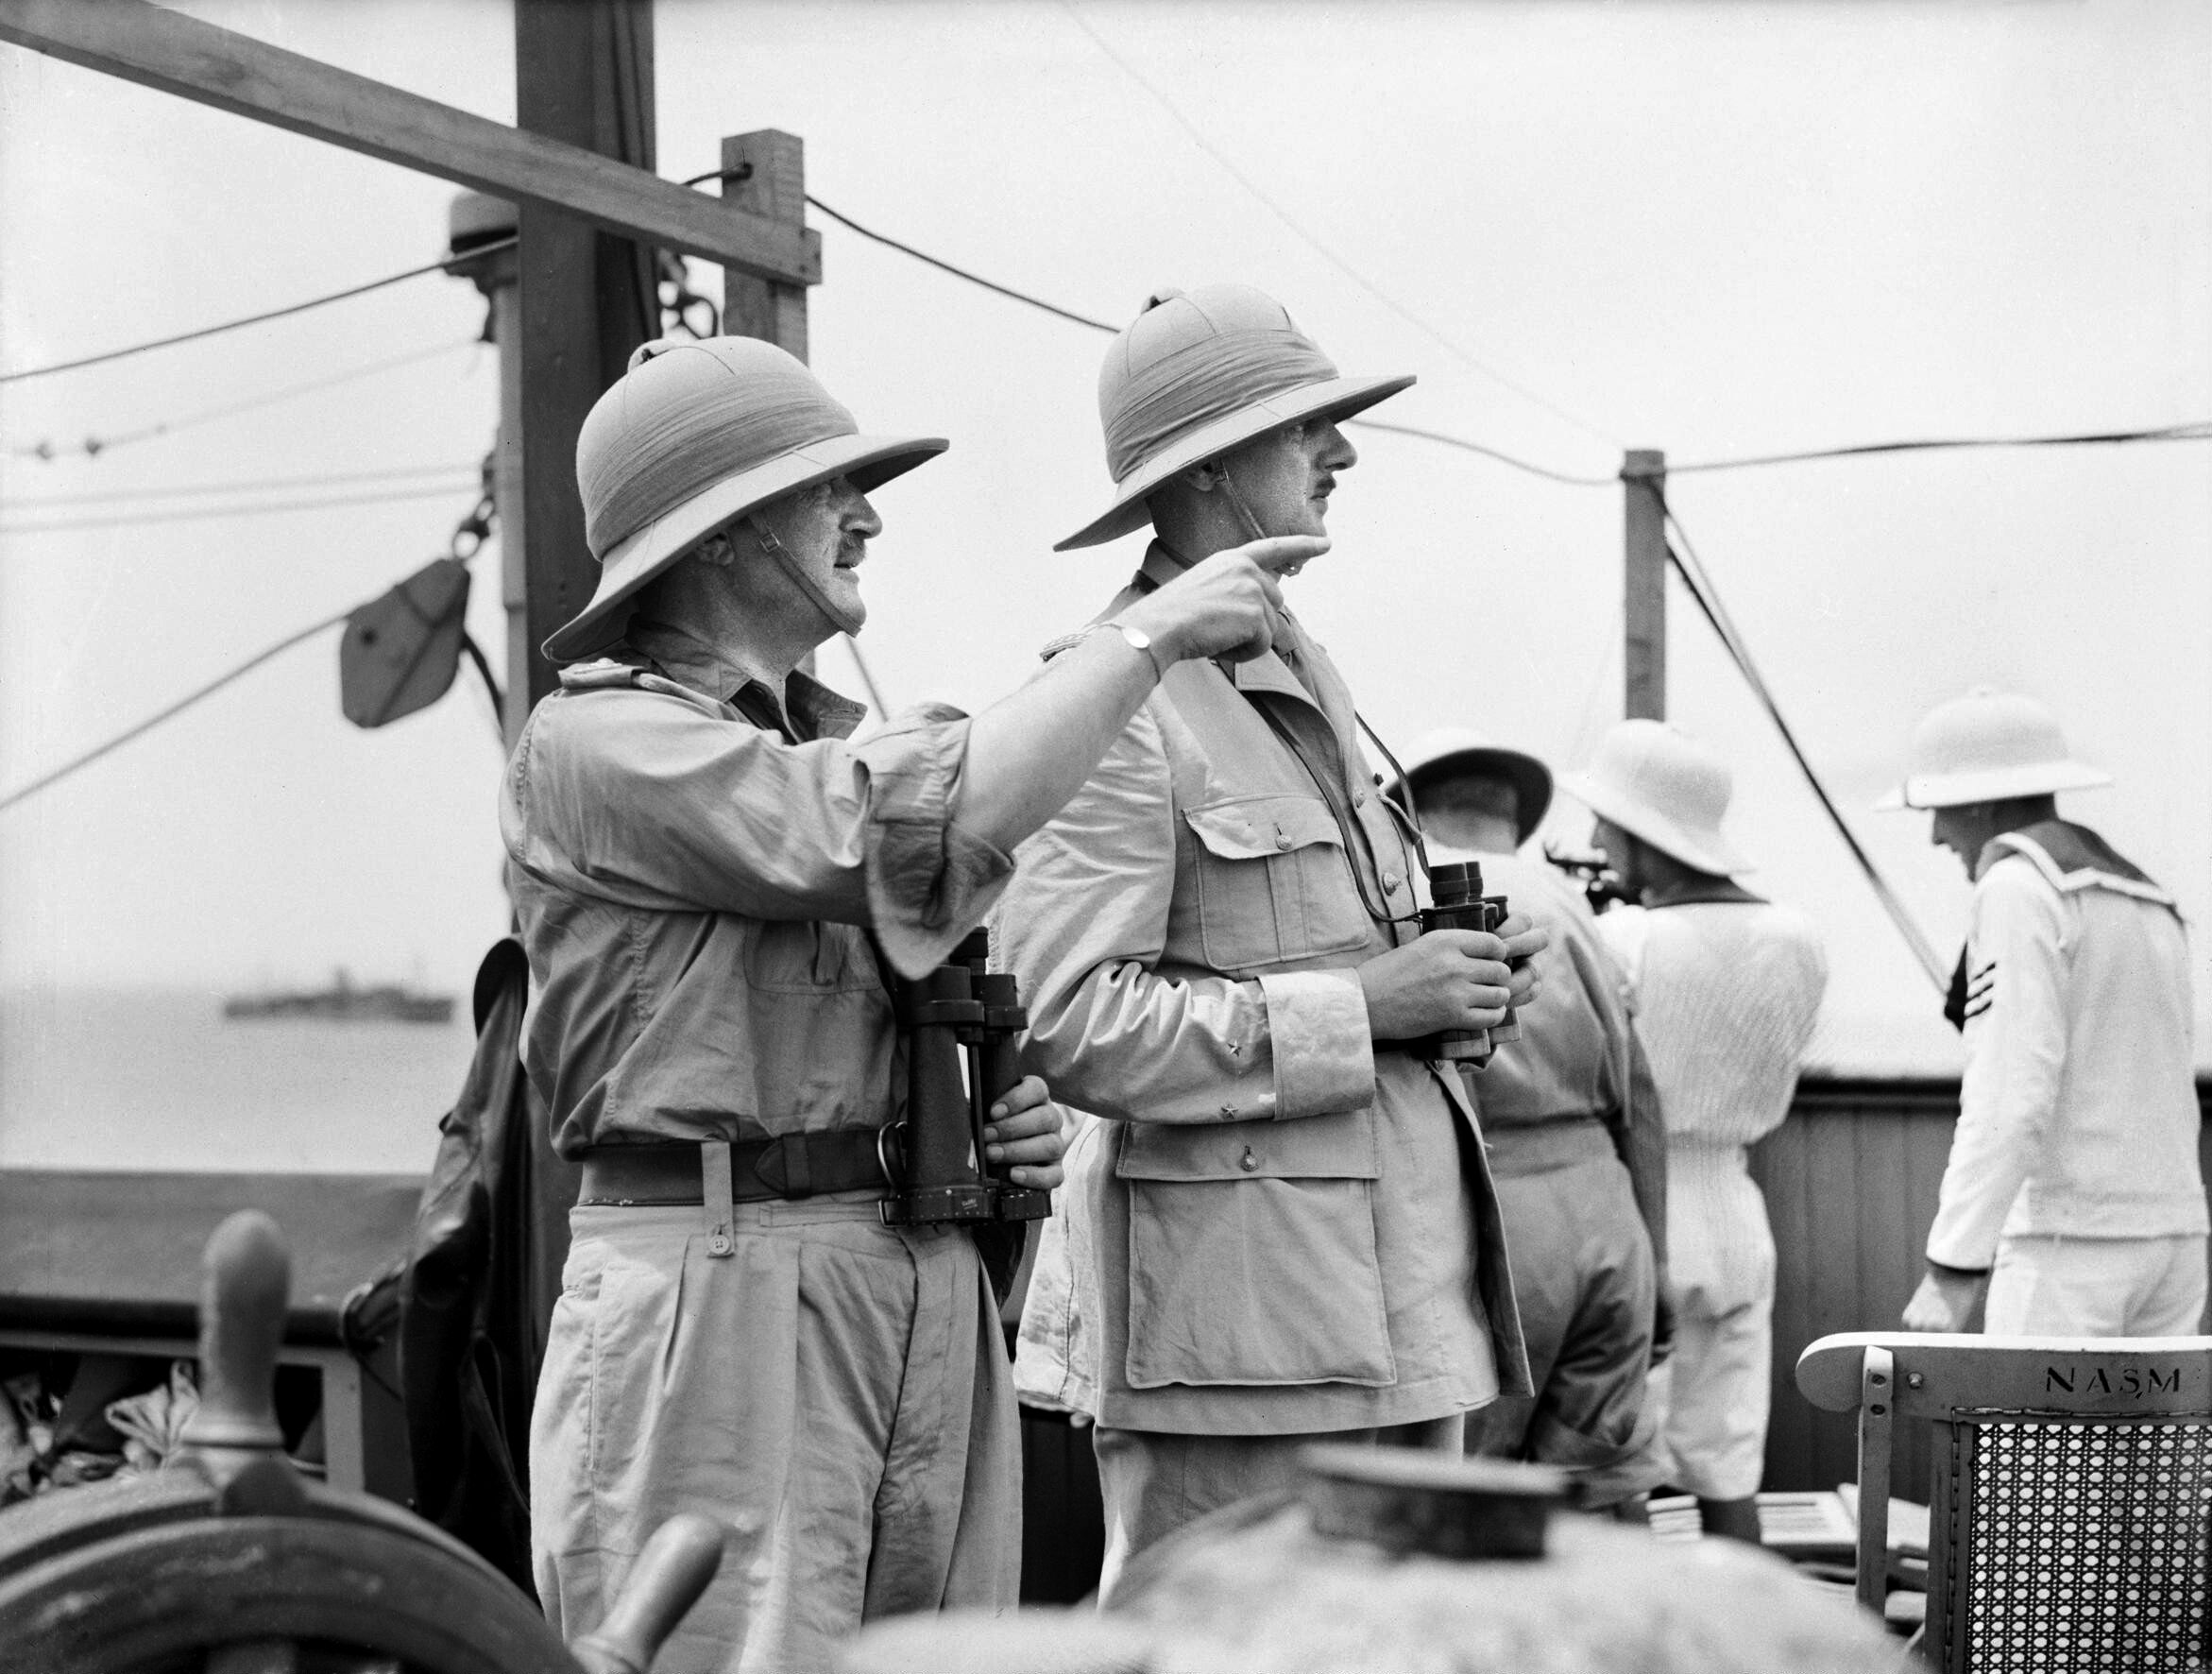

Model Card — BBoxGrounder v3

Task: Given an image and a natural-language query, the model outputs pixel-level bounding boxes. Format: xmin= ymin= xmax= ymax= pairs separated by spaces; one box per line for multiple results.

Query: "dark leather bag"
xmin=393 ymin=937 xmax=579 ymax=1593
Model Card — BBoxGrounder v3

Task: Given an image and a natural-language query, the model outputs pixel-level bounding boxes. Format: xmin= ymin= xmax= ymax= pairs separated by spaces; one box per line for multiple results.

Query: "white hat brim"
xmin=1873 ymin=759 xmax=2113 ymax=811
xmin=1389 ymin=745 xmax=1555 ymax=846
xmin=544 ymin=432 xmax=946 ymax=664
xmin=1557 ymin=771 xmax=1754 ymax=877
xmin=1053 ymin=373 xmax=1415 ymax=553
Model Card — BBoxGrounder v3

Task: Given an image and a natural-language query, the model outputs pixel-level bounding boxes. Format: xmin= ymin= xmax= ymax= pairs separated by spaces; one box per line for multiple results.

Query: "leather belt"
xmin=579 ymin=1132 xmax=891 ymax=1206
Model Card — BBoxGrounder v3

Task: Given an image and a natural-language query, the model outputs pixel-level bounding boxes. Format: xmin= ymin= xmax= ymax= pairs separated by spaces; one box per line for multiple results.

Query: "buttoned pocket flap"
xmin=1114 ymin=1107 xmax=1379 ymax=1182
xmin=1184 ymin=794 xmax=1344 ymax=861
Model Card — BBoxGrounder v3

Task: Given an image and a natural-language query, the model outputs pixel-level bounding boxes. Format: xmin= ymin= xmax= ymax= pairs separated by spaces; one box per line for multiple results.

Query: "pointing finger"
xmin=1242 ymin=535 xmax=1330 ymax=575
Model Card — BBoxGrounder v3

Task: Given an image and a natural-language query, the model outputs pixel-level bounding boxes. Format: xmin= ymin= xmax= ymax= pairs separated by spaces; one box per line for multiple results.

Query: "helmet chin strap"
xmin=1216 ymin=470 xmax=1306 ymax=575
xmin=748 ymin=513 xmax=865 ymax=639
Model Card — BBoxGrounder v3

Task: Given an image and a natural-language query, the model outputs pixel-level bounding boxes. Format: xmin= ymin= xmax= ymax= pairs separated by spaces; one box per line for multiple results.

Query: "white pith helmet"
xmin=1876 ymin=687 xmax=2111 ymax=811
xmin=1558 ymin=719 xmax=1751 ymax=877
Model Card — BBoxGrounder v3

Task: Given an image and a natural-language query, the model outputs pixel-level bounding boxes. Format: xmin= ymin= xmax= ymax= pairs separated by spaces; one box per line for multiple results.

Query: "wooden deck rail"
xmin=1751 ymin=1074 xmax=2212 ymax=1498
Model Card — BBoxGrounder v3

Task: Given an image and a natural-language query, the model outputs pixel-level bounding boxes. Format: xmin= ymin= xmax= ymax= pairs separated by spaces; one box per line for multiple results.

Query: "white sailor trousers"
xmin=1984 ymin=1233 xmax=2209 ymax=1336
xmin=530 ymin=1200 xmax=1021 ymax=1674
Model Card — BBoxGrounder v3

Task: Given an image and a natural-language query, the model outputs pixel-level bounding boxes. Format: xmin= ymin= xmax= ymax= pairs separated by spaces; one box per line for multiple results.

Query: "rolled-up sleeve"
xmin=505 ymin=689 xmax=1012 ymax=977
xmin=995 ymin=707 xmax=1376 ymax=1126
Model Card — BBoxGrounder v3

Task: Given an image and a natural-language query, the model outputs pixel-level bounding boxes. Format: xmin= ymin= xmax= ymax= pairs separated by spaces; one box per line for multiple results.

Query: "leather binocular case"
xmin=1417 ymin=861 xmax=1521 ymax=1067
xmin=879 ymin=929 xmax=1052 ymax=1228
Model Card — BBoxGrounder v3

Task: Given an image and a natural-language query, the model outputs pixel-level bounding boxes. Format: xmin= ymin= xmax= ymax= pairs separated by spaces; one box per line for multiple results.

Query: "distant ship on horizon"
xmin=221 ymin=966 xmax=455 ymax=1025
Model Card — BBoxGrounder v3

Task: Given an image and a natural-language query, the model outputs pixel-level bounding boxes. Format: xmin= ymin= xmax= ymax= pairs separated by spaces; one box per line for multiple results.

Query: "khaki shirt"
xmin=502 ymin=621 xmax=1014 ymax=1157
xmin=1002 ymin=545 xmax=1529 ymax=1435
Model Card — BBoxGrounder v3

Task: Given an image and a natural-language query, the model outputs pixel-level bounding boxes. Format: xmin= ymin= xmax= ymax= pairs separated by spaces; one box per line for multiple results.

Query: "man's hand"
xmin=1493 ymin=912 xmax=1548 ymax=1011
xmin=1903 ymin=1266 xmax=1984 ymax=1332
xmin=981 ymin=1075 xmax=1069 ymax=1190
xmin=1357 ymin=930 xmax=1523 ymax=1042
xmin=1119 ymin=536 xmax=1327 ymax=666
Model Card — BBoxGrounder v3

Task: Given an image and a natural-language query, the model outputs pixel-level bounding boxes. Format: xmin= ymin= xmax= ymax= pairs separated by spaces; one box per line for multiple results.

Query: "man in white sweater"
xmin=1562 ymin=720 xmax=1827 ymax=1545
xmin=1886 ymin=688 xmax=2206 ymax=1338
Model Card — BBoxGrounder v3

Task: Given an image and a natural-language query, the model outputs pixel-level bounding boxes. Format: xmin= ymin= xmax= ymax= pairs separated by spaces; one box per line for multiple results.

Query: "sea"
xmin=0 ymin=988 xmax=476 ymax=1175
xmin=0 ymin=985 xmax=1981 ymax=1182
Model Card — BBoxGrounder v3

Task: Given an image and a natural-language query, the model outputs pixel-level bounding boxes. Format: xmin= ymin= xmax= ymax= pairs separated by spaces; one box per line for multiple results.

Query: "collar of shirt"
xmin=1138 ymin=539 xmax=1318 ymax=705
xmin=622 ymin=617 xmax=868 ymax=743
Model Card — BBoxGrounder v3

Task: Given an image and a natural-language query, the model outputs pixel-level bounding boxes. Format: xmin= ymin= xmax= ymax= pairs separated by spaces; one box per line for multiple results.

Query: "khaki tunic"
xmin=1001 ymin=545 xmax=1529 ymax=1436
xmin=505 ymin=623 xmax=1022 ymax=1672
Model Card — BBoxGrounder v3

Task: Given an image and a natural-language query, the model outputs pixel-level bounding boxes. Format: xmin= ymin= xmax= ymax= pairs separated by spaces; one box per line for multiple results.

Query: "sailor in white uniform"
xmin=1888 ymin=688 xmax=2207 ymax=1338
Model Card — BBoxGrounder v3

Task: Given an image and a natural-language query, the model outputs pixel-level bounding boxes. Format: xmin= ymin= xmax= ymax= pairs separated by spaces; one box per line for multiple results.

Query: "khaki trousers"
xmin=1464 ymin=1124 xmax=1663 ymax=1507
xmin=1091 ymin=1414 xmax=1464 ymax=1606
xmin=531 ymin=1201 xmax=1021 ymax=1674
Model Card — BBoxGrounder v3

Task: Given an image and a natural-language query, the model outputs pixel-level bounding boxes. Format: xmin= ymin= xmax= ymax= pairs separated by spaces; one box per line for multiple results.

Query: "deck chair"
xmin=1797 ymin=1331 xmax=2212 ymax=1673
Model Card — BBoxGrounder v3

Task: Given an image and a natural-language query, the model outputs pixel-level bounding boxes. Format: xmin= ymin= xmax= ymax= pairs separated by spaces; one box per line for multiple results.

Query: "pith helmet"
xmin=1388 ymin=727 xmax=1555 ymax=846
xmin=1559 ymin=719 xmax=1752 ymax=877
xmin=544 ymin=336 xmax=947 ymax=663
xmin=1055 ymin=283 xmax=1414 ymax=552
xmin=1876 ymin=687 xmax=2111 ymax=810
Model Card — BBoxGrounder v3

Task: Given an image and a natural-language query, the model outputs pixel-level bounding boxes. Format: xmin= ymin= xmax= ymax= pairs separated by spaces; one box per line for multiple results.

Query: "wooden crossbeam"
xmin=0 ymin=0 xmax=821 ymax=285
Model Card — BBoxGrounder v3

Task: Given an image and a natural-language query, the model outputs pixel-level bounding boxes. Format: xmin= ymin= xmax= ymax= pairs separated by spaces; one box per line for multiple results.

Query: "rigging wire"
xmin=1 ymin=461 xmax=485 ymax=508
xmin=0 ymin=239 xmax=516 ymax=386
xmin=840 ymin=633 xmax=893 ymax=717
xmin=0 ymin=609 xmax=352 ymax=814
xmin=804 ymin=195 xmax=1122 ymax=334
xmin=1637 ymin=421 xmax=2212 ymax=479
xmin=1659 ymin=502 xmax=1948 ymax=993
xmin=1347 ymin=418 xmax=1621 ymax=488
xmin=0 ymin=480 xmax=484 ymax=537
xmin=1057 ymin=1 xmax=1622 ymax=453
xmin=687 ymin=163 xmax=1606 ymax=487
xmin=7 ymin=337 xmax=482 ymax=463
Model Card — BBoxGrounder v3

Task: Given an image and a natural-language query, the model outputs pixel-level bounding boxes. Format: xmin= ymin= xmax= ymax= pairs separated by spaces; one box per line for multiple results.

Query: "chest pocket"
xmin=1183 ymin=793 xmax=1373 ymax=973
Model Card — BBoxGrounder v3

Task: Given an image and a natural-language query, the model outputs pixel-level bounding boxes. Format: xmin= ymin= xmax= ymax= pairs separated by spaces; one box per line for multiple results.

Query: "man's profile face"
xmin=750 ymin=475 xmax=881 ymax=633
xmin=1591 ymin=815 xmax=1644 ymax=894
xmin=1930 ymin=803 xmax=1994 ymax=878
xmin=1219 ymin=416 xmax=1357 ymax=544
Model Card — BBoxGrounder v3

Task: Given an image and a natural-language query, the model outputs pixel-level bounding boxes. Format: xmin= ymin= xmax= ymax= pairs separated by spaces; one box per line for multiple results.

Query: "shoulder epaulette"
xmin=557 ymin=659 xmax=642 ymax=692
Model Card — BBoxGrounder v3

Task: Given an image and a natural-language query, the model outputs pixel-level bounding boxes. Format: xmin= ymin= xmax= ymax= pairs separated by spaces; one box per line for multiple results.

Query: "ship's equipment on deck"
xmin=0 ymin=1209 xmax=723 ymax=1673
xmin=841 ymin=1446 xmax=1895 ymax=1674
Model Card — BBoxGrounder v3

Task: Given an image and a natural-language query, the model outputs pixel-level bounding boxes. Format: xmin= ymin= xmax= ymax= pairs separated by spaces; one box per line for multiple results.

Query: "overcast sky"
xmin=2 ymin=0 xmax=2206 ymax=1075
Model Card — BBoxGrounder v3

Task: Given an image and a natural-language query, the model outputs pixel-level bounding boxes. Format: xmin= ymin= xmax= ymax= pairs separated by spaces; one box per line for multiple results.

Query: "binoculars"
xmin=1418 ymin=861 xmax=1521 ymax=1067
xmin=879 ymin=929 xmax=1052 ymax=1228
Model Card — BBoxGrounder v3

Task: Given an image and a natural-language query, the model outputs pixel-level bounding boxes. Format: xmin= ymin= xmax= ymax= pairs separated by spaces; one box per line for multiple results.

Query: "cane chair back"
xmin=1797 ymin=1331 xmax=2212 ymax=1674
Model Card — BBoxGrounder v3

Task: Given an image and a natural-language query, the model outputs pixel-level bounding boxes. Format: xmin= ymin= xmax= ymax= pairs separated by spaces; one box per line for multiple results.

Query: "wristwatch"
xmin=1041 ymin=620 xmax=1169 ymax=680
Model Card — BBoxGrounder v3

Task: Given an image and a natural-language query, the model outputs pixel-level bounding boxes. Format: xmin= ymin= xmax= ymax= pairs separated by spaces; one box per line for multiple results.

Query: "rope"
xmin=1659 ymin=504 xmax=1948 ymax=992
xmin=0 ymin=611 xmax=351 ymax=813
xmin=0 ymin=239 xmax=515 ymax=386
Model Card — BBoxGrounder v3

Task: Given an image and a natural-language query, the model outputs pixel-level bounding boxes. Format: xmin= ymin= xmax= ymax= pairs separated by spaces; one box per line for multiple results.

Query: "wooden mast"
xmin=1623 ymin=449 xmax=1668 ymax=720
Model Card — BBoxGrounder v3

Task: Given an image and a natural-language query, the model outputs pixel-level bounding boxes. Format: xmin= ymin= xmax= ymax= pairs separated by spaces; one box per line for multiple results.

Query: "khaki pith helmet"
xmin=545 ymin=336 xmax=945 ymax=663
xmin=1056 ymin=283 xmax=1414 ymax=552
